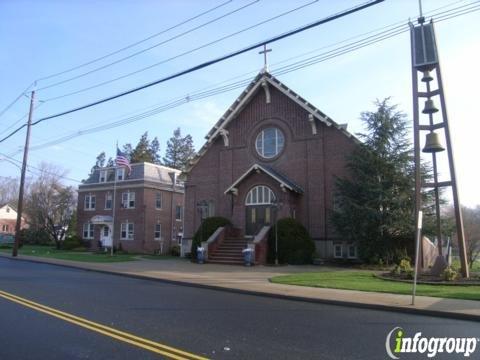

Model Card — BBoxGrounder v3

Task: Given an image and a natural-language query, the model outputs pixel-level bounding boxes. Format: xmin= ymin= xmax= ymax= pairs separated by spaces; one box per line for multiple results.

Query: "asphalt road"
xmin=0 ymin=257 xmax=478 ymax=360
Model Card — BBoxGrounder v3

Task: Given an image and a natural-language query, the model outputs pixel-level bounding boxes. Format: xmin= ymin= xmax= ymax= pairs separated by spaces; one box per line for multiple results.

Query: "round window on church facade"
xmin=255 ymin=127 xmax=285 ymax=159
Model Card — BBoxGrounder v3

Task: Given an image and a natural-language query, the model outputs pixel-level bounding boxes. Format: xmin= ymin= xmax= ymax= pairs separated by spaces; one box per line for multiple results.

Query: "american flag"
xmin=116 ymin=148 xmax=131 ymax=174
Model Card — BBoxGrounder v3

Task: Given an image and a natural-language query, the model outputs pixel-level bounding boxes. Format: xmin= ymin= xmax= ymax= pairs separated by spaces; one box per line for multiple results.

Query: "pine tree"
xmin=163 ymin=128 xmax=196 ymax=170
xmin=332 ymin=99 xmax=421 ymax=264
xmin=129 ymin=132 xmax=161 ymax=164
xmin=90 ymin=152 xmax=106 ymax=174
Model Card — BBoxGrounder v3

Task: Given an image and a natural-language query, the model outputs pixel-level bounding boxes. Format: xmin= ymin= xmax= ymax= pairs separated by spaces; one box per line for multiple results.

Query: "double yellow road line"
xmin=0 ymin=290 xmax=208 ymax=360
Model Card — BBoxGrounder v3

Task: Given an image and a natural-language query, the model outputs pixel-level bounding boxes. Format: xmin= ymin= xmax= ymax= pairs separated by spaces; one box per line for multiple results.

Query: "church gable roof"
xmin=185 ymin=71 xmax=356 ymax=173
xmin=224 ymin=163 xmax=304 ymax=195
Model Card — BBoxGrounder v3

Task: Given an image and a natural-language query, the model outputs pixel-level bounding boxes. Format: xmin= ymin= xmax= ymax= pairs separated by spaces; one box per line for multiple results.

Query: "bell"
xmin=422 ymin=132 xmax=445 ymax=153
xmin=422 ymin=99 xmax=438 ymax=114
xmin=421 ymin=71 xmax=433 ymax=82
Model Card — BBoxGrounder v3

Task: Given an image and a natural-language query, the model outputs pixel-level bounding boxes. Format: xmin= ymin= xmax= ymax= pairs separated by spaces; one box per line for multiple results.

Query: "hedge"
xmin=267 ymin=218 xmax=315 ymax=265
xmin=190 ymin=216 xmax=231 ymax=260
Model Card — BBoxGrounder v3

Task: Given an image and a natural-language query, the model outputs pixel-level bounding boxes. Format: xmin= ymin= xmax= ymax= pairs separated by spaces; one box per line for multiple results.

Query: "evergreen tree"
xmin=163 ymin=128 xmax=196 ymax=170
xmin=128 ymin=132 xmax=161 ymax=164
xmin=122 ymin=143 xmax=133 ymax=159
xmin=150 ymin=137 xmax=161 ymax=164
xmin=90 ymin=152 xmax=106 ymax=174
xmin=332 ymin=99 xmax=422 ymax=264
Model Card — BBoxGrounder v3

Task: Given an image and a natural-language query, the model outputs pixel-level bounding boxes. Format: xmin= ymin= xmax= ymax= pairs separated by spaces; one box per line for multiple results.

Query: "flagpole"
xmin=111 ymin=141 xmax=118 ymax=256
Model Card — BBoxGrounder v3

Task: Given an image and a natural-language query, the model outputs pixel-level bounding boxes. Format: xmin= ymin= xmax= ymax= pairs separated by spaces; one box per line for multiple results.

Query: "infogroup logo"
xmin=385 ymin=327 xmax=479 ymax=359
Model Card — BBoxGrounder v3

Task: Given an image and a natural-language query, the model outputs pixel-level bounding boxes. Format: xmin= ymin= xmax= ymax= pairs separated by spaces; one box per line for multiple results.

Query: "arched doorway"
xmin=245 ymin=185 xmax=276 ymax=236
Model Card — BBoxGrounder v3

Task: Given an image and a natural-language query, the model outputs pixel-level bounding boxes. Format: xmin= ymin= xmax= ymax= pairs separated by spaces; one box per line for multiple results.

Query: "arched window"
xmin=245 ymin=185 xmax=276 ymax=205
xmin=255 ymin=127 xmax=285 ymax=158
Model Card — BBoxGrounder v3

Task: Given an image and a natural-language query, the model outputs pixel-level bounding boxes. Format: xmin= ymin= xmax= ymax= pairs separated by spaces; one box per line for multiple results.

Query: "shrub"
xmin=191 ymin=217 xmax=231 ymax=260
xmin=170 ymin=244 xmax=180 ymax=257
xmin=442 ymin=267 xmax=458 ymax=281
xmin=19 ymin=228 xmax=52 ymax=245
xmin=62 ymin=235 xmax=83 ymax=250
xmin=398 ymin=259 xmax=412 ymax=273
xmin=390 ymin=259 xmax=413 ymax=278
xmin=267 ymin=218 xmax=315 ymax=265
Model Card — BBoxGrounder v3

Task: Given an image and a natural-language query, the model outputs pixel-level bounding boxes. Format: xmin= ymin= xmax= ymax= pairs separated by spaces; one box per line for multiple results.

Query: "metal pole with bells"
xmin=409 ymin=13 xmax=469 ymax=278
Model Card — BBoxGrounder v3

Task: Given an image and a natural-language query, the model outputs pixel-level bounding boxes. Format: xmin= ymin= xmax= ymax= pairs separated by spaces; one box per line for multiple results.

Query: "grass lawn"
xmin=270 ymin=271 xmax=480 ymax=301
xmin=0 ymin=245 xmax=137 ymax=263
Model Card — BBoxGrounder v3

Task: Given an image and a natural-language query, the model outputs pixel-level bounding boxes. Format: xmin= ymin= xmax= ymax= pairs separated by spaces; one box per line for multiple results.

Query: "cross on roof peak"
xmin=258 ymin=44 xmax=272 ymax=73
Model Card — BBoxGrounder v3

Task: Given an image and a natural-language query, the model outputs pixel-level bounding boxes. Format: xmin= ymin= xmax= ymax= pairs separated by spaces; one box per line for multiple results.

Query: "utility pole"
xmin=12 ymin=90 xmax=35 ymax=257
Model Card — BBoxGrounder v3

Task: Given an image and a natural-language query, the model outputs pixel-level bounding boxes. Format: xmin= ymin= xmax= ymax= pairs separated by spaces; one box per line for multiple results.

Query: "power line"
xmin=0 ymin=0 xmax=383 ymax=146
xmin=16 ymin=1 xmax=480 ymax=156
xmin=0 ymin=101 xmax=45 ymax=136
xmin=34 ymin=0 xmax=234 ymax=82
xmin=36 ymin=0 xmax=260 ymax=92
xmin=0 ymin=152 xmax=81 ymax=183
xmin=0 ymin=82 xmax=34 ymax=120
xmin=4 ymin=0 xmax=476 ymax=150
xmin=41 ymin=0 xmax=319 ymax=100
xmin=1 ymin=1 xmax=478 ymax=148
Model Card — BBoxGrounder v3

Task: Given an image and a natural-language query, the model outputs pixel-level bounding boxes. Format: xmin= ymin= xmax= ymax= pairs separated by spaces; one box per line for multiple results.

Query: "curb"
xmin=2 ymin=255 xmax=479 ymax=323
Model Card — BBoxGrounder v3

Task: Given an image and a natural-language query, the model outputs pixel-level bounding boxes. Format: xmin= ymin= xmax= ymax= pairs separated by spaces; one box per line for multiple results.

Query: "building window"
xmin=105 ymin=192 xmax=113 ymax=210
xmin=6 ymin=207 xmax=10 ymax=213
xmin=154 ymin=223 xmax=161 ymax=240
xmin=99 ymin=170 xmax=107 ymax=183
xmin=347 ymin=244 xmax=357 ymax=259
xmin=121 ymin=191 xmax=135 ymax=209
xmin=155 ymin=192 xmax=162 ymax=209
xmin=334 ymin=244 xmax=343 ymax=259
xmin=116 ymin=168 xmax=125 ymax=181
xmin=176 ymin=206 xmax=183 ymax=221
xmin=83 ymin=223 xmax=94 ymax=239
xmin=2 ymin=224 xmax=9 ymax=232
xmin=255 ymin=127 xmax=285 ymax=158
xmin=245 ymin=185 xmax=276 ymax=205
xmin=120 ymin=222 xmax=134 ymax=240
xmin=84 ymin=194 xmax=96 ymax=210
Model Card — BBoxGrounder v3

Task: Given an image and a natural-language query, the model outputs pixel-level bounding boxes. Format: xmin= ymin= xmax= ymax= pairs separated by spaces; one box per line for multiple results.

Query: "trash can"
xmin=197 ymin=247 xmax=205 ymax=264
xmin=242 ymin=248 xmax=254 ymax=266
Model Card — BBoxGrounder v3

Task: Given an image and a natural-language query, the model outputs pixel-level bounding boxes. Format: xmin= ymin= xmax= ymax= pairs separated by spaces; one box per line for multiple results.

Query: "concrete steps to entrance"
xmin=208 ymin=237 xmax=247 ymax=265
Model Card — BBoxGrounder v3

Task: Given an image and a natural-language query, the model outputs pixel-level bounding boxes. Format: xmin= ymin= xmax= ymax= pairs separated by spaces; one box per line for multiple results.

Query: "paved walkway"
xmin=2 ymin=253 xmax=479 ymax=321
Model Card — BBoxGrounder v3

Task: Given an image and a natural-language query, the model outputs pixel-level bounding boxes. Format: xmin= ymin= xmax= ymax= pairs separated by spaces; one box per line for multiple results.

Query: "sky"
xmin=0 ymin=0 xmax=479 ymax=206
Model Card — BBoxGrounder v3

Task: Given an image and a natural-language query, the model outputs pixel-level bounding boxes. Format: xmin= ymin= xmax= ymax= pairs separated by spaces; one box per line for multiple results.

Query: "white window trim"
xmin=155 ymin=192 xmax=162 ymax=210
xmin=105 ymin=192 xmax=113 ymax=210
xmin=255 ymin=128 xmax=285 ymax=159
xmin=175 ymin=205 xmax=183 ymax=221
xmin=245 ymin=185 xmax=276 ymax=206
xmin=333 ymin=243 xmax=343 ymax=259
xmin=121 ymin=191 xmax=135 ymax=209
xmin=99 ymin=170 xmax=107 ymax=183
xmin=83 ymin=223 xmax=94 ymax=239
xmin=120 ymin=222 xmax=134 ymax=240
xmin=84 ymin=194 xmax=96 ymax=211
xmin=116 ymin=168 xmax=125 ymax=181
xmin=347 ymin=244 xmax=357 ymax=259
xmin=154 ymin=223 xmax=162 ymax=240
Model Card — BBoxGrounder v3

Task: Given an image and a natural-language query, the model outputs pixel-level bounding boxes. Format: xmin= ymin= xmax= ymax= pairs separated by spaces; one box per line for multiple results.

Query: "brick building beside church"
xmin=183 ymin=72 xmax=358 ymax=263
xmin=77 ymin=162 xmax=184 ymax=254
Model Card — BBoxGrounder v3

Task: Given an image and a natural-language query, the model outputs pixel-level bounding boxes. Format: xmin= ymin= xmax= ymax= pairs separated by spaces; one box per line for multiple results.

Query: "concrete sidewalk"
xmin=2 ymin=253 xmax=479 ymax=321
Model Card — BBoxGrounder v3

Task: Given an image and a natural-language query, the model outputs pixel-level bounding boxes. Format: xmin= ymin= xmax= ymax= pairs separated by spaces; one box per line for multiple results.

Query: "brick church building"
xmin=183 ymin=72 xmax=358 ymax=263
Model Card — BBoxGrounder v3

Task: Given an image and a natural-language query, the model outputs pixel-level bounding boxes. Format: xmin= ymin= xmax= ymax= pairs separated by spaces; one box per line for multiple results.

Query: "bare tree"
xmin=0 ymin=177 xmax=19 ymax=205
xmin=462 ymin=206 xmax=480 ymax=269
xmin=446 ymin=205 xmax=480 ymax=269
xmin=25 ymin=163 xmax=76 ymax=249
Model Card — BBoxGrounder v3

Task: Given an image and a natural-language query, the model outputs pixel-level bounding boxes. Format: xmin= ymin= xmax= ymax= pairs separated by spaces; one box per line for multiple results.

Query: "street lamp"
xmin=196 ymin=200 xmax=208 ymax=244
xmin=271 ymin=198 xmax=282 ymax=266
